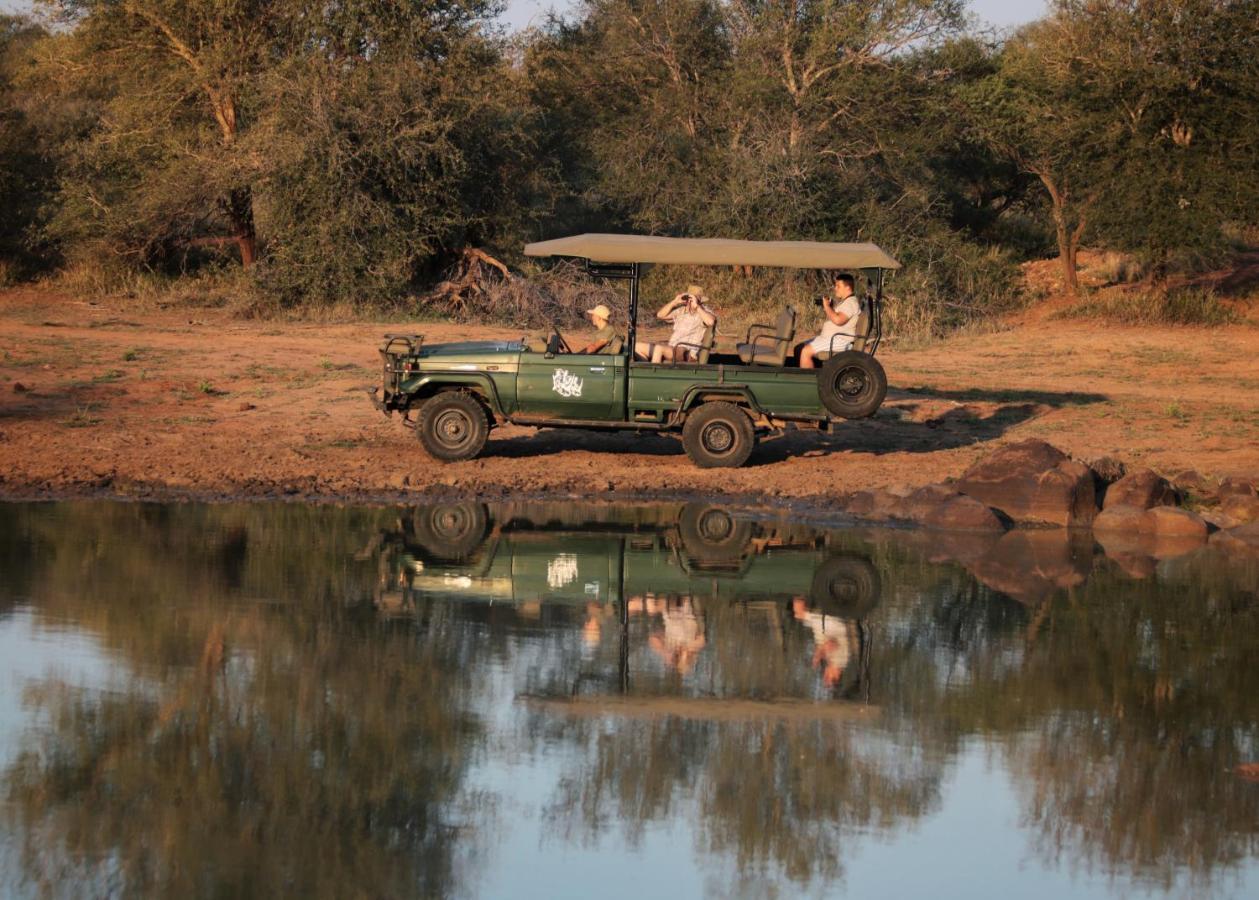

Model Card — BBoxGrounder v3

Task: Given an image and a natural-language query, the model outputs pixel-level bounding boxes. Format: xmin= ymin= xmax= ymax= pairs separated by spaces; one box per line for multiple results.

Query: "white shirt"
xmin=815 ymin=295 xmax=863 ymax=349
xmin=667 ymin=305 xmax=714 ymax=349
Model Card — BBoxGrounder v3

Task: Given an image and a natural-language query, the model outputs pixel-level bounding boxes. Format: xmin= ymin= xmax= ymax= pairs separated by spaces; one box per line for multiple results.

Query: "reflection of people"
xmin=578 ymin=304 xmax=618 ymax=354
xmin=792 ymin=597 xmax=857 ymax=687
xmin=797 ymin=273 xmax=862 ymax=369
xmin=583 ymin=602 xmax=611 ymax=648
xmin=635 ymin=286 xmax=717 ymax=363
xmin=630 ymin=593 xmax=707 ymax=675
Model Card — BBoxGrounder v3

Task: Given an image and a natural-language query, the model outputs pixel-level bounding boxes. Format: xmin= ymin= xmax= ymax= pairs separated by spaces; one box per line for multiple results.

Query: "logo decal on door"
xmin=552 ymin=368 xmax=584 ymax=398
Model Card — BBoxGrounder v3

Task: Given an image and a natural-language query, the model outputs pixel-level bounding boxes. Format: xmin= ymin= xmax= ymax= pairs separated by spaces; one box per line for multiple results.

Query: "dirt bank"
xmin=2 ymin=286 xmax=1257 ymax=508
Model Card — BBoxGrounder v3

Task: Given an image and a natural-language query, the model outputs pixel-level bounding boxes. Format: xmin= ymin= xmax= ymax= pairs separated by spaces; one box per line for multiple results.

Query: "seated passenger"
xmin=634 ymin=285 xmax=717 ymax=363
xmin=796 ymin=273 xmax=862 ymax=369
xmin=578 ymin=304 xmax=618 ymax=354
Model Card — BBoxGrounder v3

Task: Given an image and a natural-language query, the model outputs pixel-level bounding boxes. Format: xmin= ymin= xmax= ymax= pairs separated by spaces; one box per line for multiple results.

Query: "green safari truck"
xmin=372 ymin=234 xmax=900 ymax=467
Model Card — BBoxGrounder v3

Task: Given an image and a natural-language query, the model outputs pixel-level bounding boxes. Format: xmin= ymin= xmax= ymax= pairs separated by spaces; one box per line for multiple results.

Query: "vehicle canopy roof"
xmin=523 ymin=233 xmax=901 ymax=270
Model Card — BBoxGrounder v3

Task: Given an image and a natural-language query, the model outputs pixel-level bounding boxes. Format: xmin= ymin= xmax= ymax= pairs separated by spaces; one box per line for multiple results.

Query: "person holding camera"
xmin=797 ymin=273 xmax=863 ymax=369
xmin=634 ymin=284 xmax=717 ymax=364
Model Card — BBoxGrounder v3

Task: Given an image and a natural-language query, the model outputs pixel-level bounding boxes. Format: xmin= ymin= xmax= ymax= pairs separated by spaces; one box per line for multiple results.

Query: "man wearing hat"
xmin=634 ymin=285 xmax=717 ymax=364
xmin=577 ymin=303 xmax=618 ymax=354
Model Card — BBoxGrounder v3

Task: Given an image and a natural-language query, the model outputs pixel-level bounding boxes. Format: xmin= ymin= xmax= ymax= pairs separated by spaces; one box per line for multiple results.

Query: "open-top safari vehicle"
xmin=372 ymin=234 xmax=899 ymax=467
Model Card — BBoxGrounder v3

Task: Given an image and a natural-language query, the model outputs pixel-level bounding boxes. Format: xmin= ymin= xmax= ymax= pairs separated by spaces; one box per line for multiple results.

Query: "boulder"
xmin=846 ymin=487 xmax=909 ymax=521
xmin=1088 ymin=455 xmax=1127 ymax=486
xmin=1104 ymin=468 xmax=1177 ymax=510
xmin=1094 ymin=503 xmax=1149 ymax=533
xmin=1210 ymin=522 xmax=1259 ymax=556
xmin=1143 ymin=506 xmax=1209 ymax=540
xmin=922 ymin=496 xmax=1006 ymax=533
xmin=954 ymin=439 xmax=1097 ymax=528
xmin=1171 ymin=469 xmax=1215 ymax=497
xmin=968 ymin=530 xmax=1092 ymax=606
xmin=900 ymin=484 xmax=961 ymax=523
xmin=1221 ymin=494 xmax=1259 ymax=525
xmin=1219 ymin=476 xmax=1258 ymax=500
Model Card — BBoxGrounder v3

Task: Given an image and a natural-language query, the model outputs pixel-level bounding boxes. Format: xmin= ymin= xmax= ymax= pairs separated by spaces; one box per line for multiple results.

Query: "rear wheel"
xmin=818 ymin=352 xmax=887 ymax=419
xmin=808 ymin=554 xmax=882 ymax=618
xmin=416 ymin=392 xmax=488 ymax=462
xmin=682 ymin=402 xmax=756 ymax=468
xmin=412 ymin=502 xmax=489 ymax=561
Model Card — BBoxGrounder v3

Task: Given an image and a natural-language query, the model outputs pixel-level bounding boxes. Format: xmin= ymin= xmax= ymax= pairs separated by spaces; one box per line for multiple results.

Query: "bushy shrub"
xmin=1068 ymin=286 xmax=1242 ymax=326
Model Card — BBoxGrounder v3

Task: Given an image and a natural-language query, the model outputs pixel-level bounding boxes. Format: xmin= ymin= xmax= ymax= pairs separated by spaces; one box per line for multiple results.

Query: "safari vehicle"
xmin=375 ymin=501 xmax=881 ymax=618
xmin=372 ymin=234 xmax=899 ymax=467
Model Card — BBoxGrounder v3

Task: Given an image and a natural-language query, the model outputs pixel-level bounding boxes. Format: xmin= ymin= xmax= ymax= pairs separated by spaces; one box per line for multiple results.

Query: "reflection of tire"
xmin=808 ymin=554 xmax=881 ymax=618
xmin=682 ymin=402 xmax=756 ymax=468
xmin=416 ymin=392 xmax=489 ymax=462
xmin=412 ymin=502 xmax=489 ymax=561
xmin=678 ymin=503 xmax=754 ymax=562
xmin=818 ymin=352 xmax=887 ymax=419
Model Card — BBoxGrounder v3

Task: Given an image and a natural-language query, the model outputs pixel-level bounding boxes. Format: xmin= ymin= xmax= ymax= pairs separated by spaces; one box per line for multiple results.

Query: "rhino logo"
xmin=552 ymin=368 xmax=583 ymax=398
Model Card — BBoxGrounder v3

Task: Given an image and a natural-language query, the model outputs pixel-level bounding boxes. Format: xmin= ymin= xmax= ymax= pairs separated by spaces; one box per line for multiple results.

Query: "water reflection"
xmin=1 ymin=501 xmax=1257 ymax=898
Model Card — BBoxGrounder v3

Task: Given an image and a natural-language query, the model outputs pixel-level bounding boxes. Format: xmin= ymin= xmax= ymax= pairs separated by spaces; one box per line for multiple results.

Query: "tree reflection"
xmin=1 ymin=502 xmax=480 ymax=899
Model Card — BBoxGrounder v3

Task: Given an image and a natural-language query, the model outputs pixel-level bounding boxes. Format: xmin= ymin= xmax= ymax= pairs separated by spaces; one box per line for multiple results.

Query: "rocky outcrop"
xmin=954 ymin=439 xmax=1096 ymax=528
xmin=1144 ymin=506 xmax=1209 ymax=539
xmin=1221 ymin=494 xmax=1259 ymax=525
xmin=1104 ymin=468 xmax=1178 ymax=510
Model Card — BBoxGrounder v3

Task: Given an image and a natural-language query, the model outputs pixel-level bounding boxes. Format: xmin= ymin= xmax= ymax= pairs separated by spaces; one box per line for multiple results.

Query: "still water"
xmin=1 ymin=500 xmax=1257 ymax=899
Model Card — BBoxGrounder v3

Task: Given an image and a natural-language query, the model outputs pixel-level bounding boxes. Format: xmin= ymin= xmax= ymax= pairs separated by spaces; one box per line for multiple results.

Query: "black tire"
xmin=416 ymin=391 xmax=488 ymax=462
xmin=808 ymin=554 xmax=882 ymax=619
xmin=412 ymin=502 xmax=489 ymax=561
xmin=682 ymin=401 xmax=756 ymax=468
xmin=818 ymin=352 xmax=887 ymax=419
xmin=677 ymin=503 xmax=754 ymax=562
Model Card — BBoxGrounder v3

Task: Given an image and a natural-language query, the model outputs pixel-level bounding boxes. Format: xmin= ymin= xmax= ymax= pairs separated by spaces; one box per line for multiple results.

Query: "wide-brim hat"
xmin=685 ymin=284 xmax=707 ymax=302
xmin=585 ymin=304 xmax=612 ymax=321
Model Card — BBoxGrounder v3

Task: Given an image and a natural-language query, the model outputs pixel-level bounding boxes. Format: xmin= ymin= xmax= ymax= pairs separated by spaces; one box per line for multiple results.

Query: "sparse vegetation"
xmin=1068 ymin=287 xmax=1244 ymax=327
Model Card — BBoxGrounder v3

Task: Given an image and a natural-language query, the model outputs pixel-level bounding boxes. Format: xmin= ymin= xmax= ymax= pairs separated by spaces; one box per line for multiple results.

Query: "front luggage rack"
xmin=379 ymin=333 xmax=424 ymax=397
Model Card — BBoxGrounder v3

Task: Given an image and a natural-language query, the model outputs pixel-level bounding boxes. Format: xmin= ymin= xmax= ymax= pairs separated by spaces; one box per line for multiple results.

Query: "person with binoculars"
xmin=634 ymin=284 xmax=717 ymax=364
xmin=796 ymin=273 xmax=862 ymax=369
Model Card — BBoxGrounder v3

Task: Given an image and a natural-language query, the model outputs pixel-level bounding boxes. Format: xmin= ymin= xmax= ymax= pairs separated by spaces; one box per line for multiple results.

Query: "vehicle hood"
xmin=418 ymin=340 xmax=523 ymax=357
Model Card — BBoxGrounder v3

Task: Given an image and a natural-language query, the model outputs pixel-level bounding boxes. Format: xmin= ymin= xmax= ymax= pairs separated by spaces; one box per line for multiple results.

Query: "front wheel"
xmin=682 ymin=402 xmax=756 ymax=468
xmin=818 ymin=352 xmax=887 ymax=419
xmin=416 ymin=392 xmax=489 ymax=462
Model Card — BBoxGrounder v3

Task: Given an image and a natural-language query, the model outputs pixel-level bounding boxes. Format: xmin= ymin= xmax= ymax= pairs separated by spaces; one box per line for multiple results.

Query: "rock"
xmin=1094 ymin=503 xmax=1149 ymax=533
xmin=900 ymin=484 xmax=961 ymax=523
xmin=1095 ymin=530 xmax=1159 ymax=579
xmin=1171 ymin=469 xmax=1215 ymax=496
xmin=1104 ymin=468 xmax=1177 ymax=510
xmin=1210 ymin=522 xmax=1259 ymax=556
xmin=12 ymin=381 xmax=28 ymax=393
xmin=955 ymin=439 xmax=1097 ymax=528
xmin=1143 ymin=506 xmax=1209 ymax=540
xmin=389 ymin=472 xmax=411 ymax=488
xmin=847 ymin=487 xmax=908 ymax=521
xmin=1219 ymin=476 xmax=1258 ymax=500
xmin=1221 ymin=494 xmax=1259 ymax=524
xmin=1088 ymin=455 xmax=1127 ymax=486
xmin=237 ymin=402 xmax=256 ymax=412
xmin=922 ymin=496 xmax=1006 ymax=532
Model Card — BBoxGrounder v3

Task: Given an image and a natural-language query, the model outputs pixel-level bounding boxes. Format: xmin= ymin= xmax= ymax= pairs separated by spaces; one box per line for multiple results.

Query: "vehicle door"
xmin=515 ymin=348 xmax=624 ymax=419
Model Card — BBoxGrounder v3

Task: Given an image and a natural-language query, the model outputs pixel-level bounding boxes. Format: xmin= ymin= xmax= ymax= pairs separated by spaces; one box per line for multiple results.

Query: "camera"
xmin=812 ymin=295 xmax=829 ymax=307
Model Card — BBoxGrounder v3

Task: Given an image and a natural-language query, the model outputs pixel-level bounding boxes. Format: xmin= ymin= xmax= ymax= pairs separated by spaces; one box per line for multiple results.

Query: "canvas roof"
xmin=523 ymin=233 xmax=901 ymax=270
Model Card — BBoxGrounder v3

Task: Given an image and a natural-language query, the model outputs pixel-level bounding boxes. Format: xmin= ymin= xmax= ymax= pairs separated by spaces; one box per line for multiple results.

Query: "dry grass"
xmin=1065 ymin=285 xmax=1244 ymax=326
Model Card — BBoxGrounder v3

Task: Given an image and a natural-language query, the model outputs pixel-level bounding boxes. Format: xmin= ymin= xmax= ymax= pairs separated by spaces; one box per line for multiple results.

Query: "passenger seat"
xmin=736 ymin=308 xmax=796 ymax=366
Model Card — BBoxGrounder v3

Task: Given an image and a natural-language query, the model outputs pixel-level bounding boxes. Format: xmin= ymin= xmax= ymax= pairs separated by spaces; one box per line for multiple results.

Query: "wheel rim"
xmin=835 ymin=366 xmax=872 ymax=401
xmin=433 ymin=409 xmax=472 ymax=449
xmin=430 ymin=505 xmax=473 ymax=541
xmin=696 ymin=509 xmax=735 ymax=542
xmin=701 ymin=420 xmax=736 ymax=455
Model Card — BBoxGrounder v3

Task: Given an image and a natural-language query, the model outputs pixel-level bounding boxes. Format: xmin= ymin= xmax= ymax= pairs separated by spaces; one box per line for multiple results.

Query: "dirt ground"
xmin=2 ymin=286 xmax=1257 ymax=509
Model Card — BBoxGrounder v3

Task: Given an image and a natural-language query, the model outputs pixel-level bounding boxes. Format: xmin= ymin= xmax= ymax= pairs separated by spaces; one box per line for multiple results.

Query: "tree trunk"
xmin=227 ymin=187 xmax=257 ymax=269
xmin=1055 ymin=216 xmax=1080 ymax=299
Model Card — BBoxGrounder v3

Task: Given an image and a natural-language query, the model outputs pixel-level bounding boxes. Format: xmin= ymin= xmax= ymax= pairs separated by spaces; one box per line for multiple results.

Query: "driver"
xmin=577 ymin=304 xmax=618 ymax=354
xmin=796 ymin=273 xmax=862 ymax=369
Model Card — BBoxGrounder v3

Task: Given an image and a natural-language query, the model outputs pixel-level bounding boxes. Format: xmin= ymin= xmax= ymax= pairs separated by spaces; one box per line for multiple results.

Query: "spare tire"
xmin=808 ymin=554 xmax=881 ymax=619
xmin=677 ymin=503 xmax=754 ymax=562
xmin=818 ymin=352 xmax=887 ymax=419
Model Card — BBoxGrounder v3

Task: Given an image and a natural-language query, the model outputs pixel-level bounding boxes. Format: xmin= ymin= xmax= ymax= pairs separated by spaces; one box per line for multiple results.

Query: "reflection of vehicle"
xmin=372 ymin=234 xmax=899 ymax=467
xmin=376 ymin=502 xmax=879 ymax=614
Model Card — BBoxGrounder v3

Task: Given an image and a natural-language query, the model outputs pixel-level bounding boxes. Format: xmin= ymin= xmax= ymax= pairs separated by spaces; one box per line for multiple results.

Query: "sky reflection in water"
xmin=1 ymin=500 xmax=1257 ymax=899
